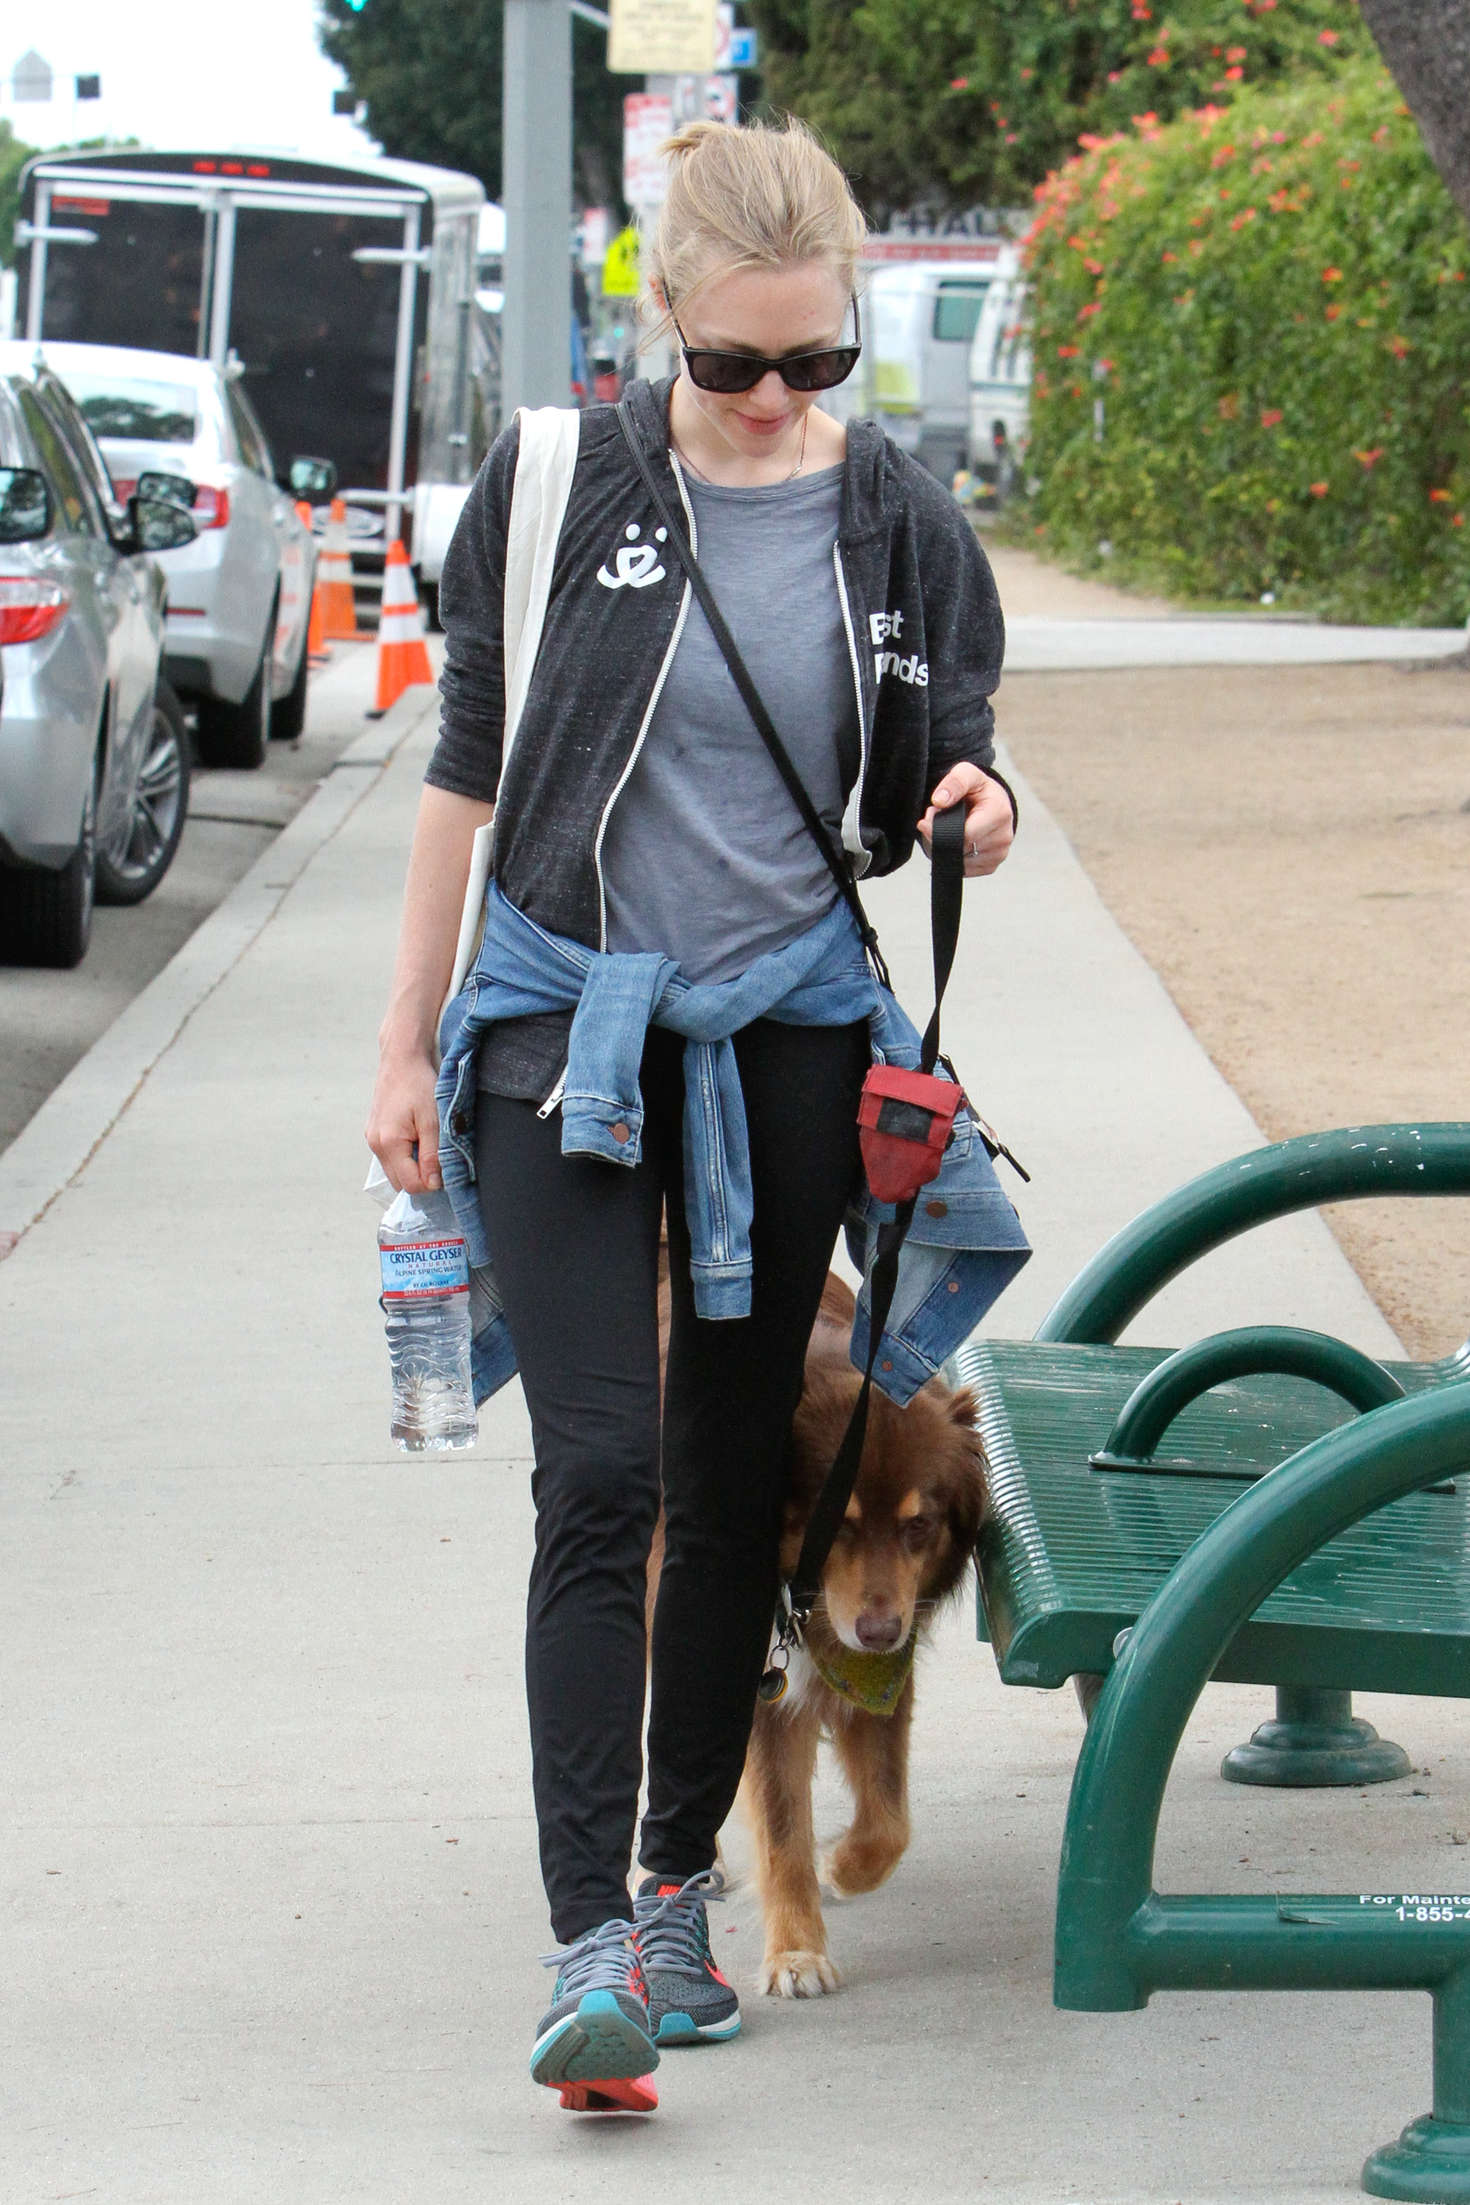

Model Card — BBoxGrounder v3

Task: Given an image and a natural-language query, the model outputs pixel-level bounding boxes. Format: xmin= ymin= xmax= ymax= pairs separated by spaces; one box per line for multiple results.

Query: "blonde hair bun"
xmin=644 ymin=116 xmax=867 ymax=330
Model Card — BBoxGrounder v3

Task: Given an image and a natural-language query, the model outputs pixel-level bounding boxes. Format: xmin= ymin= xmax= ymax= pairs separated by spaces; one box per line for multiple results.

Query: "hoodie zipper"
xmin=590 ymin=448 xmax=697 ymax=951
xmin=832 ymin=541 xmax=873 ymax=876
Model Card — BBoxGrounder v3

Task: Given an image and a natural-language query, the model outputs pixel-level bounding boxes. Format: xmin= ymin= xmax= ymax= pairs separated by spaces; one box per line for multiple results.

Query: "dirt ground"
xmin=985 ymin=544 xmax=1470 ymax=1358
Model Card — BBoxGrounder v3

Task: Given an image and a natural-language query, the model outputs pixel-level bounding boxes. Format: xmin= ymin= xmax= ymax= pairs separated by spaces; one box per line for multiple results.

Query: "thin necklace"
xmin=674 ymin=409 xmax=809 ymax=487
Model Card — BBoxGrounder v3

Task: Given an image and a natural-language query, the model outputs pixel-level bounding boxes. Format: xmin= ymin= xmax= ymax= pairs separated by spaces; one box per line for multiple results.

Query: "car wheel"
xmin=0 ymin=759 xmax=97 ymax=970
xmin=269 ymin=624 xmax=310 ymax=743
xmin=95 ymin=681 xmax=191 ymax=906
xmin=195 ymin=609 xmax=273 ymax=771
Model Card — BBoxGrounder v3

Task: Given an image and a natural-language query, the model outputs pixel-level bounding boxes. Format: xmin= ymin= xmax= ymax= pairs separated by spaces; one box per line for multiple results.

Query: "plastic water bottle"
xmin=377 ymin=1186 xmax=477 ymax=1453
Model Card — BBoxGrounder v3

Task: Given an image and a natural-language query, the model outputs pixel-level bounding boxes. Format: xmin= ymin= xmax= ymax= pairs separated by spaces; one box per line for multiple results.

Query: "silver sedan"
xmin=32 ymin=342 xmax=329 ymax=771
xmin=0 ymin=354 xmax=195 ymax=968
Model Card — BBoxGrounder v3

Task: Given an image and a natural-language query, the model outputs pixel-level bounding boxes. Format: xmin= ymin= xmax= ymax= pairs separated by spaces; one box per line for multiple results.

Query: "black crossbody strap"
xmin=616 ymin=403 xmax=892 ymax=993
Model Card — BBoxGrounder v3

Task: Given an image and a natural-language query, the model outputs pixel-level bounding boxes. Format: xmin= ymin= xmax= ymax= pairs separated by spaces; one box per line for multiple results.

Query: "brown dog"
xmin=653 ymin=1265 xmax=985 ymax=2000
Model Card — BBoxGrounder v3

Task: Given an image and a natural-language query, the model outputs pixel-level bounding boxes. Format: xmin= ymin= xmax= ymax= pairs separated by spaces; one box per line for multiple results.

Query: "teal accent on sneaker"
xmin=531 ymin=1918 xmax=659 ymax=2097
xmin=633 ymin=1870 xmax=742 ymax=2046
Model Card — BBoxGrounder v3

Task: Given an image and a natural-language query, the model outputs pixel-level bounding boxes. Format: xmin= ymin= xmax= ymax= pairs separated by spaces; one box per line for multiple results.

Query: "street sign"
xmin=608 ymin=0 xmax=717 ymax=74
xmin=12 ymin=49 xmax=54 ymax=102
xmin=623 ymin=91 xmax=674 ymax=209
xmin=602 ymin=224 xmax=640 ymax=297
xmin=647 ymin=71 xmax=738 ymax=126
xmin=727 ymin=27 xmax=758 ymax=68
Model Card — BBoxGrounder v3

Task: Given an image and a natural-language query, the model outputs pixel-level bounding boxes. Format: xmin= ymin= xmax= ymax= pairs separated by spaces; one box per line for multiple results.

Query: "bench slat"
xmin=958 ymin=1339 xmax=1470 ymax=1694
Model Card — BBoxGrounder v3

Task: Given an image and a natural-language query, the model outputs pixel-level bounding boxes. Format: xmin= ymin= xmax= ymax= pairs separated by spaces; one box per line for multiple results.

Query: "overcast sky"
xmin=2 ymin=0 xmax=381 ymax=160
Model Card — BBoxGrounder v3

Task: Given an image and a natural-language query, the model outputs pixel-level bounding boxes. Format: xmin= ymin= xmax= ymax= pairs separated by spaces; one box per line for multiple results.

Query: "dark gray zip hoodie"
xmin=425 ymin=376 xmax=1006 ymax=1092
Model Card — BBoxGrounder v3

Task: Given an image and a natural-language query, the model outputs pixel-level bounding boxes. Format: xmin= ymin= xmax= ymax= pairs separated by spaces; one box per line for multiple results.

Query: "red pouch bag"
xmin=857 ymin=1064 xmax=965 ymax=1204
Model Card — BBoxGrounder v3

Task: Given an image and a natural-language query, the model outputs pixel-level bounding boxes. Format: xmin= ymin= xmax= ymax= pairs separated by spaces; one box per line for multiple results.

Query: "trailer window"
xmin=932 ymin=282 xmax=989 ymax=343
xmin=65 ymin=374 xmax=199 ymax=444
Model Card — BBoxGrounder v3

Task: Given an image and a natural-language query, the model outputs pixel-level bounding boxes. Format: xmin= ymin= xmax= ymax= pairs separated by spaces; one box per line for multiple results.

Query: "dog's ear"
xmin=946 ymin=1384 xmax=978 ymax=1431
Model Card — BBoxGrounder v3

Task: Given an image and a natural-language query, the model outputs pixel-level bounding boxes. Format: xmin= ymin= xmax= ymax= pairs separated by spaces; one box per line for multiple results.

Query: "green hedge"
xmin=1023 ymin=62 xmax=1470 ymax=624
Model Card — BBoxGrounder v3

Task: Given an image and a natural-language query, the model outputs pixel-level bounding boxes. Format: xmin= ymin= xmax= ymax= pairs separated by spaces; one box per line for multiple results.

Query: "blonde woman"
xmin=366 ymin=117 xmax=1016 ymax=2112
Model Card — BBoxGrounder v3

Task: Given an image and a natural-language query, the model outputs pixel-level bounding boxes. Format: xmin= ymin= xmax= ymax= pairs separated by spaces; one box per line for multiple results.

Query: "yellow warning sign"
xmin=609 ymin=0 xmax=718 ymax=75
xmin=602 ymin=226 xmax=641 ymax=298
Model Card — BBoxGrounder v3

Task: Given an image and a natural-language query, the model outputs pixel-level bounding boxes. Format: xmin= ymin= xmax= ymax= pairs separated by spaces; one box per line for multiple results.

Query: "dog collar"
xmin=809 ymin=1632 xmax=917 ymax=1717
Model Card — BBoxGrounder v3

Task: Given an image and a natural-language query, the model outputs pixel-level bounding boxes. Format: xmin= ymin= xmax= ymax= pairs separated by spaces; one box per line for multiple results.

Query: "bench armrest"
xmin=1038 ymin=1122 xmax=1470 ymax=1346
xmin=1093 ymin=1324 xmax=1404 ymax=1468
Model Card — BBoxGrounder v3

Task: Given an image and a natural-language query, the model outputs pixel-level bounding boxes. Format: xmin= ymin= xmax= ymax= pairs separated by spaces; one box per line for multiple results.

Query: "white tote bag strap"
xmin=443 ymin=406 xmax=580 ymax=1015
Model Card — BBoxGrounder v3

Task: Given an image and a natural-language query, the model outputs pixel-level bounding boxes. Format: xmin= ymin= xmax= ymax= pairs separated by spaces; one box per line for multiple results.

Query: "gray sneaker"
xmin=633 ymin=1870 xmax=742 ymax=2046
xmin=530 ymin=1916 xmax=659 ymax=2112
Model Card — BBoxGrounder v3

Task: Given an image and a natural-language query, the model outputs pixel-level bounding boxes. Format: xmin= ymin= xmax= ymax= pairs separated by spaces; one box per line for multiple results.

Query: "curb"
xmin=0 ymin=681 xmax=439 ymax=1253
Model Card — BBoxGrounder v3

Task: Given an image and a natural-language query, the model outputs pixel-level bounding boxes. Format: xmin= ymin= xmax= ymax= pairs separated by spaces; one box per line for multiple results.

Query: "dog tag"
xmin=757 ymin=1665 xmax=789 ymax=1704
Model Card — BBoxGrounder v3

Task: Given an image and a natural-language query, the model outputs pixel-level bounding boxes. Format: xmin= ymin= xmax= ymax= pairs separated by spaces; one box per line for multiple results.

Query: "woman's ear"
xmin=649 ymin=279 xmax=668 ymax=314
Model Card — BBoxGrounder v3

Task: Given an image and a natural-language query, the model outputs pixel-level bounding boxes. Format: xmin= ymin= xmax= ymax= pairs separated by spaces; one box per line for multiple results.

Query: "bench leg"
xmin=1221 ymin=1687 xmax=1412 ymax=1787
xmin=1364 ymin=1967 xmax=1470 ymax=2200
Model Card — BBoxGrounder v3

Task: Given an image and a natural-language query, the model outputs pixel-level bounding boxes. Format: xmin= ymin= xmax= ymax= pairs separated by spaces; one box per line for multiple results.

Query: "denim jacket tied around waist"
xmin=436 ymin=885 xmax=1031 ymax=1408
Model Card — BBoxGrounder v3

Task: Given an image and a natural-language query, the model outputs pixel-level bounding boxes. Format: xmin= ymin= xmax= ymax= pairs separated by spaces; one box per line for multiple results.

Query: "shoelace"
xmin=538 ymin=1914 xmax=641 ymax=1997
xmin=631 ymin=1867 xmax=726 ymax=1973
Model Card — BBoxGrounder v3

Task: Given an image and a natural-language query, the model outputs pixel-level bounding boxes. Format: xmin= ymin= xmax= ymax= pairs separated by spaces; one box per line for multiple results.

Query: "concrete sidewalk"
xmin=4 ymin=638 xmax=1465 ymax=2205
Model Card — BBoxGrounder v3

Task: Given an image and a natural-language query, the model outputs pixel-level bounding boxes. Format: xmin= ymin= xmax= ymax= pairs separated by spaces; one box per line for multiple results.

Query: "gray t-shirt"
xmin=600 ymin=463 xmax=859 ymax=983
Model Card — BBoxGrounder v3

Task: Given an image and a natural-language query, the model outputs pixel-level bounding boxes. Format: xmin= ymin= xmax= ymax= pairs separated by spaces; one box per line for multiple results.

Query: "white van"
xmin=843 ymin=257 xmax=1004 ymax=483
xmin=966 ymin=252 xmax=1031 ymax=503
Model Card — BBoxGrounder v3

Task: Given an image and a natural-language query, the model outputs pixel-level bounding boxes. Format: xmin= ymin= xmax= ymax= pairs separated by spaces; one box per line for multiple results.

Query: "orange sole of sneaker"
xmin=553 ymin=2074 xmax=659 ymax=2114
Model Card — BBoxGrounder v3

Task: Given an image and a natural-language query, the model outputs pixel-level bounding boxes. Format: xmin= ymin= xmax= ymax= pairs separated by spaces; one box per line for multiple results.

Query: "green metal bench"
xmin=954 ymin=1123 xmax=1470 ymax=2199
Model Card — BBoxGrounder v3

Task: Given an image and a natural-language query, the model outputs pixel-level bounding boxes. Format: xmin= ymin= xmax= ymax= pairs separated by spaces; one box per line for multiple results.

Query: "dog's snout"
xmin=855 ymin=1611 xmax=904 ymax=1652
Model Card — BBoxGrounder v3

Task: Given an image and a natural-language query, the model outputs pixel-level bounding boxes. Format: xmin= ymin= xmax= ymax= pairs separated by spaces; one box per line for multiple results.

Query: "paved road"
xmin=0 ymin=642 xmax=387 ymax=1155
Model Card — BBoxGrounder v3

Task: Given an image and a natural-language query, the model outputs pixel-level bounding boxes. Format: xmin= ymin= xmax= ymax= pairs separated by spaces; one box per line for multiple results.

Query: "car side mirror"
xmin=0 ymin=467 xmax=52 ymax=545
xmin=288 ymin=455 xmax=337 ymax=501
xmin=137 ymin=470 xmax=198 ymax=511
xmin=126 ymin=493 xmax=198 ymax=553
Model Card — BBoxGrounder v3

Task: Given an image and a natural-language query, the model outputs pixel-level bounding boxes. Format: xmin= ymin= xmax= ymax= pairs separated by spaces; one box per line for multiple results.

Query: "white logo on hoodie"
xmin=598 ymin=522 xmax=668 ymax=590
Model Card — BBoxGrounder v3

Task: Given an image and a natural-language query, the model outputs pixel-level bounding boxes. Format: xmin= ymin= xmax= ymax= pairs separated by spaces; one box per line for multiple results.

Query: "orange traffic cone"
xmin=317 ymin=497 xmax=360 ymax=642
xmin=297 ymin=501 xmax=329 ymax=663
xmin=368 ymin=539 xmax=434 ymax=716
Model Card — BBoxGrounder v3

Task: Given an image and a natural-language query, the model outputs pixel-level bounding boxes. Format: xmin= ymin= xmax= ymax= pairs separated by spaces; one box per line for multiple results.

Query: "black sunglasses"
xmin=671 ymin=298 xmax=862 ymax=395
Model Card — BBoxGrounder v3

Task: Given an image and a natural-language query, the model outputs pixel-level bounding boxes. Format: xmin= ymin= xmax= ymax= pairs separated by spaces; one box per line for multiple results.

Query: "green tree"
xmin=318 ymin=0 xmax=641 ymax=210
xmin=746 ymin=0 xmax=1375 ymax=218
xmin=1 ymin=120 xmax=38 ymax=269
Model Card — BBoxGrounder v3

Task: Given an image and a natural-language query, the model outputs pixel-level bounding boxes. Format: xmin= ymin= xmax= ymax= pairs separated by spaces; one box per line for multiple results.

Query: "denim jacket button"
xmin=924 ymin=1198 xmax=948 ymax=1218
xmin=611 ymin=1121 xmax=631 ymax=1144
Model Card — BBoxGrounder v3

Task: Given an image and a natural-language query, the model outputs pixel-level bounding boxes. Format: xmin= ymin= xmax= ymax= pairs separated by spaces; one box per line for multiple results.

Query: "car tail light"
xmin=192 ymin=484 xmax=230 ymax=530
xmin=0 ymin=577 xmax=71 ymax=646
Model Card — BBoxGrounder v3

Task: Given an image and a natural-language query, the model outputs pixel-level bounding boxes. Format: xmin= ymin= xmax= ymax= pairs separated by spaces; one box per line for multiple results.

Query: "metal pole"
xmin=385 ymin=204 xmax=421 ymax=548
xmin=207 ymin=199 xmax=236 ymax=368
xmin=502 ymin=0 xmax=572 ymax=416
xmin=25 ymin=184 xmax=50 ymax=340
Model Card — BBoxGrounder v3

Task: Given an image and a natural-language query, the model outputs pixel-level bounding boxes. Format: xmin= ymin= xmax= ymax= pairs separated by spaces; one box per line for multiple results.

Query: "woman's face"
xmin=670 ymin=260 xmax=851 ymax=462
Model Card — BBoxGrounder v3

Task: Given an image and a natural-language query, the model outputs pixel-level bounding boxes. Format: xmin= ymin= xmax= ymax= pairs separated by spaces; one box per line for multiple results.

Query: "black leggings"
xmin=474 ymin=1018 xmax=869 ymax=1944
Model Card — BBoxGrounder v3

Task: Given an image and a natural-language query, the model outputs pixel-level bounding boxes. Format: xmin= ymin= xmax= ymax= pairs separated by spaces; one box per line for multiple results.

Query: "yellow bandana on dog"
xmin=809 ymin=1632 xmax=917 ymax=1717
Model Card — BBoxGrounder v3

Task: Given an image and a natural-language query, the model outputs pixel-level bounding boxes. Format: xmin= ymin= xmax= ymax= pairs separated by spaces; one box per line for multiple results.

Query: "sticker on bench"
xmin=1274 ymin=1895 xmax=1470 ymax=1926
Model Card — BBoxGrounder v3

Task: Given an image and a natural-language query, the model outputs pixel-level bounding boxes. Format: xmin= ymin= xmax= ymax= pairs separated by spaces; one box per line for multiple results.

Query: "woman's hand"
xmin=366 ymin=1046 xmax=443 ymax=1195
xmin=917 ymin=762 xmax=1015 ymax=877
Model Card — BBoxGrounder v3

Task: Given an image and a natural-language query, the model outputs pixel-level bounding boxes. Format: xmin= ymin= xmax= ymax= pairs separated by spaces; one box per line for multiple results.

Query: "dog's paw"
xmin=820 ymin=1837 xmax=903 ymax=1898
xmin=757 ymin=1948 xmax=841 ymax=1999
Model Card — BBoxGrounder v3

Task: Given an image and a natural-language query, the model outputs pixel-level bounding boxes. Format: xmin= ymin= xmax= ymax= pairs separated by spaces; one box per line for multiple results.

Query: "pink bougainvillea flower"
xmin=1260 ymin=408 xmax=1283 ymax=428
xmin=1211 ymin=144 xmax=1236 ymax=167
xmin=1108 ymin=70 xmax=1125 ymax=83
xmin=1321 ymin=267 xmax=1343 ymax=282
xmin=1324 ymin=304 xmax=1341 ymax=320
xmin=1077 ymin=302 xmax=1103 ymax=320
xmin=1453 ymin=514 xmax=1465 ymax=528
xmin=1318 ymin=27 xmax=1339 ymax=44
xmin=1354 ymin=449 xmax=1384 ymax=468
xmin=1230 ymin=207 xmax=1257 ymax=228
xmin=1301 ymin=130 xmax=1324 ymax=148
xmin=1085 ymin=257 xmax=1105 ymax=273
xmin=1161 ymin=249 xmax=1178 ymax=263
xmin=1388 ymin=335 xmax=1410 ymax=358
xmin=1224 ymin=66 xmax=1244 ymax=80
xmin=1056 ymin=343 xmax=1082 ymax=358
xmin=950 ymin=76 xmax=970 ymax=89
xmin=1429 ymin=488 xmax=1451 ymax=502
xmin=1147 ymin=47 xmax=1170 ymax=66
xmin=1226 ymin=45 xmax=1247 ymax=61
xmin=1309 ymin=482 xmax=1329 ymax=497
